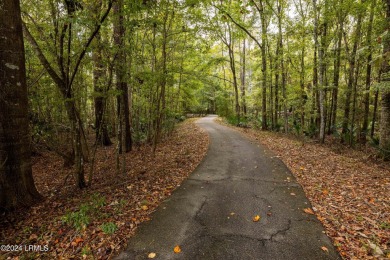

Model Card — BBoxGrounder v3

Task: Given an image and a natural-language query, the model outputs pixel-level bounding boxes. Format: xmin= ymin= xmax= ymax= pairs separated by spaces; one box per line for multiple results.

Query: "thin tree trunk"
xmin=361 ymin=0 xmax=375 ymax=143
xmin=93 ymin=31 xmax=112 ymax=146
xmin=350 ymin=61 xmax=360 ymax=146
xmin=113 ymin=0 xmax=131 ymax=153
xmin=277 ymin=1 xmax=288 ymax=133
xmin=260 ymin=0 xmax=268 ymax=130
xmin=312 ymin=0 xmax=319 ymax=135
xmin=371 ymin=89 xmax=379 ymax=138
xmin=330 ymin=17 xmax=343 ymax=135
xmin=314 ymin=0 xmax=326 ymax=142
xmin=341 ymin=4 xmax=362 ymax=143
xmin=240 ymin=39 xmax=247 ymax=116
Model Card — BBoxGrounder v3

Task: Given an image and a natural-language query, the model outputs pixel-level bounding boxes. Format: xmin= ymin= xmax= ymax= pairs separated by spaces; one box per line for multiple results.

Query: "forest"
xmin=0 ymin=0 xmax=389 ymax=259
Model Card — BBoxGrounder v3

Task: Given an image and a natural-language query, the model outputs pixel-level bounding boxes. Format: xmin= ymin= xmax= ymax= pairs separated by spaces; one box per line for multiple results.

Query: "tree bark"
xmin=227 ymin=34 xmax=240 ymax=123
xmin=93 ymin=31 xmax=112 ymax=146
xmin=312 ymin=0 xmax=319 ymax=134
xmin=380 ymin=0 xmax=390 ymax=157
xmin=371 ymin=89 xmax=379 ymax=138
xmin=0 ymin=0 xmax=42 ymax=209
xmin=318 ymin=0 xmax=328 ymax=143
xmin=240 ymin=39 xmax=247 ymax=116
xmin=330 ymin=15 xmax=343 ymax=135
xmin=113 ymin=0 xmax=132 ymax=153
xmin=341 ymin=3 xmax=362 ymax=143
xmin=360 ymin=0 xmax=375 ymax=144
xmin=260 ymin=0 xmax=268 ymax=130
xmin=277 ymin=0 xmax=288 ymax=133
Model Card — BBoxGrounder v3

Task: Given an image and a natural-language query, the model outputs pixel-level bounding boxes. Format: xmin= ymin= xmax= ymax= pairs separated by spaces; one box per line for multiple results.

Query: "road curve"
xmin=116 ymin=115 xmax=340 ymax=260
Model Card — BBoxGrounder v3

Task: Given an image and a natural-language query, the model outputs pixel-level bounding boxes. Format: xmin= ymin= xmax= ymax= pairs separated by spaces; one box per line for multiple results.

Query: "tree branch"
xmin=69 ymin=0 xmax=115 ymax=88
xmin=22 ymin=23 xmax=65 ymax=90
xmin=213 ymin=4 xmax=263 ymax=49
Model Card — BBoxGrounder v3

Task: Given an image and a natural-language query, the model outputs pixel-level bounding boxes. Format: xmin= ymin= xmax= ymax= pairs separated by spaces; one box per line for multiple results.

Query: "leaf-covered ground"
xmin=0 ymin=119 xmax=209 ymax=260
xmin=219 ymin=119 xmax=390 ymax=259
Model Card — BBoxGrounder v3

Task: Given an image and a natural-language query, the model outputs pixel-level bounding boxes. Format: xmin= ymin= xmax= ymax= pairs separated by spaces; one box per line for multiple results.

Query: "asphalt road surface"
xmin=116 ymin=115 xmax=340 ymax=260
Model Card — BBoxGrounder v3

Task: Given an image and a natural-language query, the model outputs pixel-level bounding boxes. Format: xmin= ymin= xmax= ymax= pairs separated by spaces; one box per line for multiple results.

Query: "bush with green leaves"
xmin=100 ymin=222 xmax=118 ymax=234
xmin=62 ymin=193 xmax=106 ymax=230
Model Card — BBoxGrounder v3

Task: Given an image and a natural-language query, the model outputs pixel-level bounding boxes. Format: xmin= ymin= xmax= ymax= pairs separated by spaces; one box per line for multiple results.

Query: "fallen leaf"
xmin=321 ymin=246 xmax=329 ymax=252
xmin=141 ymin=205 xmax=149 ymax=211
xmin=174 ymin=245 xmax=181 ymax=253
xmin=290 ymin=193 xmax=296 ymax=196
xmin=29 ymin=234 xmax=38 ymax=241
xmin=148 ymin=252 xmax=156 ymax=258
xmin=75 ymin=237 xmax=84 ymax=244
xmin=368 ymin=240 xmax=383 ymax=257
xmin=303 ymin=208 xmax=315 ymax=215
xmin=230 ymin=212 xmax=235 ymax=216
xmin=253 ymin=215 xmax=261 ymax=222
xmin=322 ymin=189 xmax=329 ymax=195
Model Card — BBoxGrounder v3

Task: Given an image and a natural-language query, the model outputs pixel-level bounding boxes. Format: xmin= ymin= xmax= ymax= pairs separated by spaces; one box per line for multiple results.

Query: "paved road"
xmin=116 ymin=115 xmax=340 ymax=260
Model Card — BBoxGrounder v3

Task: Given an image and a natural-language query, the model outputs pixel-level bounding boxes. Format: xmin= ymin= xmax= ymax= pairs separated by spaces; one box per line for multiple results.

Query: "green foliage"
xmin=81 ymin=246 xmax=92 ymax=256
xmin=304 ymin=123 xmax=318 ymax=138
xmin=225 ymin=115 xmax=248 ymax=127
xmin=62 ymin=204 xmax=91 ymax=231
xmin=100 ymin=222 xmax=118 ymax=234
xmin=379 ymin=222 xmax=390 ymax=230
xmin=62 ymin=193 xmax=106 ymax=231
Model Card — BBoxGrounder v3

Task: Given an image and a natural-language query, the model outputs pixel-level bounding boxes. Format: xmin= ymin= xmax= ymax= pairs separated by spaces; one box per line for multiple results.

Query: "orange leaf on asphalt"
xmin=174 ymin=245 xmax=181 ymax=253
xmin=253 ymin=215 xmax=261 ymax=222
xmin=304 ymin=208 xmax=315 ymax=215
xmin=321 ymin=246 xmax=329 ymax=252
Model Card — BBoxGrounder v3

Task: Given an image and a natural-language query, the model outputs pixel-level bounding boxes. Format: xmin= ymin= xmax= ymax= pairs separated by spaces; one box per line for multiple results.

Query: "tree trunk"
xmin=277 ymin=1 xmax=288 ymax=133
xmin=379 ymin=0 xmax=390 ymax=157
xmin=93 ymin=31 xmax=112 ymax=146
xmin=113 ymin=0 xmax=132 ymax=153
xmin=260 ymin=0 xmax=268 ymax=130
xmin=371 ymin=89 xmax=379 ymax=138
xmin=330 ymin=17 xmax=343 ymax=135
xmin=312 ymin=0 xmax=319 ymax=136
xmin=350 ymin=61 xmax=360 ymax=146
xmin=341 ymin=4 xmax=362 ymax=143
xmin=240 ymin=39 xmax=247 ymax=116
xmin=360 ymin=0 xmax=375 ymax=143
xmin=228 ymin=39 xmax=240 ymax=123
xmin=318 ymin=0 xmax=328 ymax=143
xmin=0 ymin=0 xmax=42 ymax=209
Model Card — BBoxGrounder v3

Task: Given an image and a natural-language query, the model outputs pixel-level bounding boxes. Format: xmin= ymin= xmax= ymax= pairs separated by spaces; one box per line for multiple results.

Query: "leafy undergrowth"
xmin=218 ymin=119 xmax=390 ymax=259
xmin=0 ymin=119 xmax=209 ymax=260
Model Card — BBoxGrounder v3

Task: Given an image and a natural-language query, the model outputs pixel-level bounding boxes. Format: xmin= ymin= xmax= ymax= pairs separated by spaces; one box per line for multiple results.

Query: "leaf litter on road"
xmin=219 ymin=119 xmax=390 ymax=259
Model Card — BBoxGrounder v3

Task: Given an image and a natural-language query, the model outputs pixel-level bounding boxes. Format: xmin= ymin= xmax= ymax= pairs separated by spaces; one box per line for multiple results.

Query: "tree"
xmin=23 ymin=0 xmax=114 ymax=188
xmin=113 ymin=0 xmax=132 ymax=153
xmin=341 ymin=0 xmax=363 ymax=144
xmin=0 ymin=0 xmax=42 ymax=209
xmin=380 ymin=0 xmax=390 ymax=157
xmin=93 ymin=0 xmax=112 ymax=146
